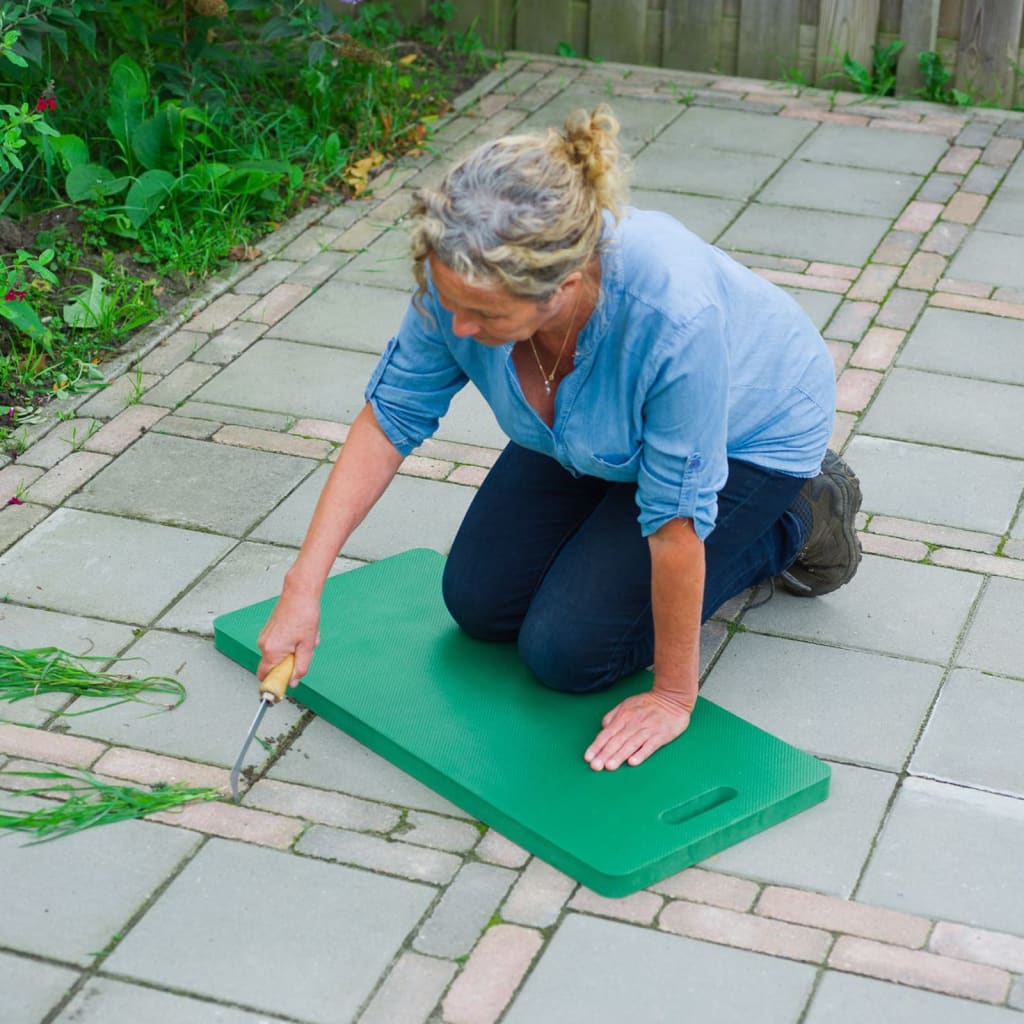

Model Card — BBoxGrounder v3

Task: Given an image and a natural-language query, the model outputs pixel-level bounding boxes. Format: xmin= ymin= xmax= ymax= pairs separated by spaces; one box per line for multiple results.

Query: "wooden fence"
xmin=394 ymin=0 xmax=1024 ymax=108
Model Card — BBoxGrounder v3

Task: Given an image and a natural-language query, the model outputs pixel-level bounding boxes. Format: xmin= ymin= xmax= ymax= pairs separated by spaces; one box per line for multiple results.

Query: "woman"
xmin=257 ymin=105 xmax=861 ymax=772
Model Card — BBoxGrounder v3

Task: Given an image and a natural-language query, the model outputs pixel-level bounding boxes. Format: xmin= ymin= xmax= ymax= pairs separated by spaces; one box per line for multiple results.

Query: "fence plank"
xmin=815 ymin=0 xmax=881 ymax=85
xmin=590 ymin=0 xmax=648 ymax=64
xmin=937 ymin=0 xmax=962 ymax=38
xmin=878 ymin=0 xmax=902 ymax=33
xmin=515 ymin=0 xmax=574 ymax=55
xmin=663 ymin=0 xmax=723 ymax=70
xmin=737 ymin=0 xmax=800 ymax=80
xmin=896 ymin=0 xmax=940 ymax=95
xmin=449 ymin=0 xmax=513 ymax=50
xmin=955 ymin=0 xmax=1024 ymax=104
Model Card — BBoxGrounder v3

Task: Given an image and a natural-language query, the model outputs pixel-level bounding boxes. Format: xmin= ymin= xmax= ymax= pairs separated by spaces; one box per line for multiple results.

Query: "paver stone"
xmin=335 ymin=226 xmax=414 ymax=291
xmin=630 ymin=189 xmax=742 ymax=242
xmin=976 ymin=157 xmax=1024 ymax=236
xmin=655 ymin=106 xmax=815 ymax=156
xmin=105 ymin=838 xmax=434 ymax=1024
xmin=782 ymin=287 xmax=842 ymax=330
xmin=947 ymin=231 xmax=1024 ymax=290
xmin=632 ymin=144 xmax=781 ymax=200
xmin=793 ymin=123 xmax=949 ymax=173
xmin=0 ymin=952 xmax=78 ymax=1024
xmin=759 ymin=161 xmax=921 ymax=217
xmin=957 ymin=577 xmax=1024 ymax=679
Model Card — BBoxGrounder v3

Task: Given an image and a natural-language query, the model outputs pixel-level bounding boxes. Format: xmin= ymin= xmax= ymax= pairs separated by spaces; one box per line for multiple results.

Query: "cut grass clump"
xmin=0 ymin=769 xmax=219 ymax=843
xmin=0 ymin=645 xmax=186 ymax=714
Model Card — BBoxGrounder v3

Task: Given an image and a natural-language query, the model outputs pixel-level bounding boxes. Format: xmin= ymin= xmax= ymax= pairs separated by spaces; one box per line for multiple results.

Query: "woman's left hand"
xmin=584 ymin=689 xmax=694 ymax=771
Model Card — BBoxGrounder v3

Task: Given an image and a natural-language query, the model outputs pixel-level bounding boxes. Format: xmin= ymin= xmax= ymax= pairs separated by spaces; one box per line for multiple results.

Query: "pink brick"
xmin=826 ymin=301 xmax=879 ymax=342
xmin=240 ymin=283 xmax=311 ymax=326
xmin=930 ymin=922 xmax=1024 ymax=973
xmin=0 ymin=464 xmax=43 ymax=502
xmin=827 ymin=341 xmax=852 ymax=376
xmin=849 ymin=265 xmax=900 ymax=302
xmin=921 ymin=221 xmax=968 ymax=257
xmin=781 ymin=108 xmax=869 ymax=126
xmin=930 ymin=292 xmax=1024 ymax=319
xmin=757 ymin=887 xmax=931 ymax=947
xmin=942 ymin=192 xmax=987 ymax=224
xmin=95 ymin=747 xmax=229 ymax=791
xmin=568 ymin=887 xmax=663 ymax=924
xmin=982 ymin=137 xmax=1022 ymax=166
xmin=829 ymin=936 xmax=1010 ymax=1003
xmin=872 ymin=231 xmax=920 ymax=266
xmin=447 ymin=465 xmax=489 ymax=487
xmin=936 ymin=146 xmax=980 ymax=174
xmin=660 ymin=901 xmax=830 ymax=962
xmin=290 ymin=418 xmax=349 ymax=444
xmin=836 ymin=369 xmax=883 ymax=412
xmin=870 ymin=118 xmax=953 ymax=136
xmin=755 ymin=268 xmax=849 ymax=293
xmin=148 ymin=799 xmax=302 ymax=848
xmin=29 ymin=452 xmax=112 ymax=506
xmin=442 ymin=925 xmax=544 ymax=1024
xmin=650 ymin=868 xmax=760 ymax=910
xmin=860 ymin=532 xmax=928 ymax=560
xmin=895 ymin=201 xmax=944 ymax=234
xmin=852 ymin=327 xmax=904 ymax=370
xmin=188 ymin=292 xmax=257 ymax=332
xmin=0 ymin=724 xmax=106 ymax=768
xmin=868 ymin=516 xmax=999 ymax=554
xmin=502 ymin=858 xmax=576 ymax=927
xmin=245 ymin=778 xmax=400 ymax=832
xmin=899 ymin=252 xmax=947 ymax=291
xmin=399 ymin=455 xmax=453 ymax=481
xmin=830 ymin=412 xmax=857 ymax=452
xmin=808 ymin=262 xmax=861 ymax=280
xmin=415 ymin=438 xmax=501 ymax=468
xmin=213 ymin=425 xmax=332 ymax=459
xmin=475 ymin=828 xmax=530 ymax=868
xmin=84 ymin=405 xmax=167 ymax=455
xmin=937 ymin=279 xmax=993 ymax=298
xmin=359 ymin=952 xmax=457 ymax=1024
xmin=929 ymin=548 xmax=1024 ymax=580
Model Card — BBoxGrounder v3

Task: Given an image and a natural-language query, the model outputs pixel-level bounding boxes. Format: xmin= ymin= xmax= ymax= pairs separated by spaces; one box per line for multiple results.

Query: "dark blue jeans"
xmin=442 ymin=443 xmax=808 ymax=694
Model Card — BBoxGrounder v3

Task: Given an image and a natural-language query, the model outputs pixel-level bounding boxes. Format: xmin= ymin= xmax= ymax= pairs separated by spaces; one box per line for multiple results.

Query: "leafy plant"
xmin=917 ymin=51 xmax=972 ymax=106
xmin=0 ymin=769 xmax=219 ymax=843
xmin=0 ymin=644 xmax=186 ymax=714
xmin=832 ymin=39 xmax=904 ymax=97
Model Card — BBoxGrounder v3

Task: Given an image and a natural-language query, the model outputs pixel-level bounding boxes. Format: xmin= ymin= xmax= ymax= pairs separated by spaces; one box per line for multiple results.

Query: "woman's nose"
xmin=451 ymin=310 xmax=481 ymax=337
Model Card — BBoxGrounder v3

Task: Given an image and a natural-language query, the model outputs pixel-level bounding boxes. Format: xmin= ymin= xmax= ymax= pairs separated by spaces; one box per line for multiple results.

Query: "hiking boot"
xmin=781 ymin=450 xmax=862 ymax=597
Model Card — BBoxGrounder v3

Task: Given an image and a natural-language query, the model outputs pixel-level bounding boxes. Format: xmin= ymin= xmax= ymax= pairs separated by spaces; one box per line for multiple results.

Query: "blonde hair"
xmin=409 ymin=104 xmax=629 ymax=303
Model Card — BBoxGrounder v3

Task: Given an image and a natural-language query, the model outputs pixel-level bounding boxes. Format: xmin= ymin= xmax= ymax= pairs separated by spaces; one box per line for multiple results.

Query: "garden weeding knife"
xmin=230 ymin=655 xmax=294 ymax=803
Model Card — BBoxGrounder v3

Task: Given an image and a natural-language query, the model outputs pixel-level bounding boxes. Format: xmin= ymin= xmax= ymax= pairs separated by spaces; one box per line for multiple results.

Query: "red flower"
xmin=4 ymin=289 xmax=27 ymax=301
xmin=35 ymin=95 xmax=57 ymax=112
xmin=5 ymin=497 xmax=24 ymax=507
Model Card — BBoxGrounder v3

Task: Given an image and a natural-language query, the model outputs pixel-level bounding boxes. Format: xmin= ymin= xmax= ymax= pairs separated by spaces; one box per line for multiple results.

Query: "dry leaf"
xmin=399 ymin=53 xmax=418 ymax=65
xmin=342 ymin=150 xmax=386 ymax=196
xmin=228 ymin=244 xmax=262 ymax=261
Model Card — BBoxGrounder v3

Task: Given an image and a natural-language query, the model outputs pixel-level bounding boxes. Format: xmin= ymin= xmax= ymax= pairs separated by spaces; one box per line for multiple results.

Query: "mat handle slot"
xmin=659 ymin=786 xmax=738 ymax=825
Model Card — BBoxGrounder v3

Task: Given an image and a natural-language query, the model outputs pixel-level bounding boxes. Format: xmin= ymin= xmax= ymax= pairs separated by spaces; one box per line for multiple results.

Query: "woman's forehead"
xmin=429 ymin=255 xmax=531 ymax=312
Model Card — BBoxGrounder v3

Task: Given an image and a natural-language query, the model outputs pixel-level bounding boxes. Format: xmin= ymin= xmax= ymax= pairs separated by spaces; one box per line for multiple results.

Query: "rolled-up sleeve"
xmin=364 ymin=294 xmax=468 ymax=455
xmin=636 ymin=306 xmax=730 ymax=540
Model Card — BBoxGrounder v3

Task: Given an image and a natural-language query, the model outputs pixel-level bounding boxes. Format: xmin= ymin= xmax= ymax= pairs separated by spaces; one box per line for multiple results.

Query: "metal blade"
xmin=230 ymin=697 xmax=271 ymax=803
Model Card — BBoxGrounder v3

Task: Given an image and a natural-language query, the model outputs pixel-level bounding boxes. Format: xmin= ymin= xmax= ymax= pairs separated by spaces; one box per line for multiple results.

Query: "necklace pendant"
xmin=543 ymin=380 xmax=552 ymax=396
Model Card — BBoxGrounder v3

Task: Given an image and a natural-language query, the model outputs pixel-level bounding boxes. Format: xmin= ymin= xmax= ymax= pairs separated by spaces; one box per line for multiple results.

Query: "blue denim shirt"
xmin=366 ymin=208 xmax=835 ymax=540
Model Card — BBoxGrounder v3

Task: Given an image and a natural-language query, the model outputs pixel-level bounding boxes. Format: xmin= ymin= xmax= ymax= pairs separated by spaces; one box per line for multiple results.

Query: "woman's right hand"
xmin=256 ymin=585 xmax=322 ymax=687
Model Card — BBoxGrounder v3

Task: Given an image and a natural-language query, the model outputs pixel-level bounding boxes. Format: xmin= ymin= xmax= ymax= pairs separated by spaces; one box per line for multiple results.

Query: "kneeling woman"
xmin=257 ymin=106 xmax=861 ymax=771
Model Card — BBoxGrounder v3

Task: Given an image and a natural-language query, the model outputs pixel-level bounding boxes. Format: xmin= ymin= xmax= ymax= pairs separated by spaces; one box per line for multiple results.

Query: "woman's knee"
xmin=517 ymin=616 xmax=613 ymax=694
xmin=441 ymin=553 xmax=512 ymax=641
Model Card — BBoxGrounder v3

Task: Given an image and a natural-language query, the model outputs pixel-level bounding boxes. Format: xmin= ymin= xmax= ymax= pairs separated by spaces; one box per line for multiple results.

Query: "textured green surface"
xmin=214 ymin=549 xmax=830 ymax=896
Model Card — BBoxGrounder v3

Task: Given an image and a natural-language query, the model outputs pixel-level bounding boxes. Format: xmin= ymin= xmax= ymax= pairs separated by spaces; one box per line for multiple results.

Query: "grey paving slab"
xmin=0 ymin=951 xmax=78 ymax=1024
xmin=106 ymin=838 xmax=434 ymax=1024
xmin=846 ymin=436 xmax=1024 ymax=535
xmin=860 ymin=368 xmax=1024 ymax=459
xmin=271 ymin=280 xmax=411 ymax=353
xmin=781 ymin=287 xmax=843 ymax=331
xmin=335 ymin=225 xmax=415 ymax=291
xmin=958 ymin=577 xmax=1024 ymax=679
xmin=898 ymin=307 xmax=1024 ymax=386
xmin=911 ymin=669 xmax=1024 ymax=797
xmin=504 ymin=913 xmax=815 ymax=1024
xmin=857 ymin=777 xmax=1024 ymax=933
xmin=194 ymin=338 xmax=507 ymax=448
xmin=268 ymin=715 xmax=472 ymax=817
xmin=0 ymin=604 xmax=137 ymax=726
xmin=977 ymin=156 xmax=1024 ymax=236
xmin=701 ymin=633 xmax=941 ymax=771
xmin=632 ymin=143 xmax=782 ymax=199
xmin=66 ymin=433 xmax=316 ymax=537
xmin=806 ymin=970 xmax=1022 ymax=1024
xmin=252 ymin=468 xmax=475 ymax=561
xmin=718 ymin=204 xmax=890 ymax=264
xmin=759 ymin=161 xmax=922 ymax=217
xmin=630 ymin=189 xmax=742 ymax=242
xmin=742 ymin=554 xmax=981 ymax=663
xmin=0 ymin=806 xmax=200 ymax=966
xmin=63 ymin=630 xmax=304 ymax=768
xmin=53 ymin=978 xmax=280 ymax=1024
xmin=654 ymin=105 xmax=815 ymax=156
xmin=793 ymin=123 xmax=949 ymax=173
xmin=947 ymin=230 xmax=1024 ymax=290
xmin=702 ymin=761 xmax=897 ymax=897
xmin=413 ymin=861 xmax=516 ymax=957
xmin=0 ymin=510 xmax=233 ymax=624
xmin=158 ymin=541 xmax=362 ymax=635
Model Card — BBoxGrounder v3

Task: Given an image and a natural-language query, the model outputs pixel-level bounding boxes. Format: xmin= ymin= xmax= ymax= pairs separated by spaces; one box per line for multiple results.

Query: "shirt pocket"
xmin=589 ymin=445 xmax=643 ymax=481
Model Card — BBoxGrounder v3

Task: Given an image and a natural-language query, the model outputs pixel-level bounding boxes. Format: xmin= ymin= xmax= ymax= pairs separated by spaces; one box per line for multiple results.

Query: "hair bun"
xmin=559 ymin=105 xmax=625 ymax=213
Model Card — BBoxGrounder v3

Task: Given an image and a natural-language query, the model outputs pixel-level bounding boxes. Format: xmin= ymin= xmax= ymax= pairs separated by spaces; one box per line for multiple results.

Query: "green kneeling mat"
xmin=214 ymin=549 xmax=829 ymax=896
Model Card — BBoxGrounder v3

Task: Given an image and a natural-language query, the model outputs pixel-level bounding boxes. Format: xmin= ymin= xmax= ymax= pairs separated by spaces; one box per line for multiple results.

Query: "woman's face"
xmin=429 ymin=255 xmax=561 ymax=346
